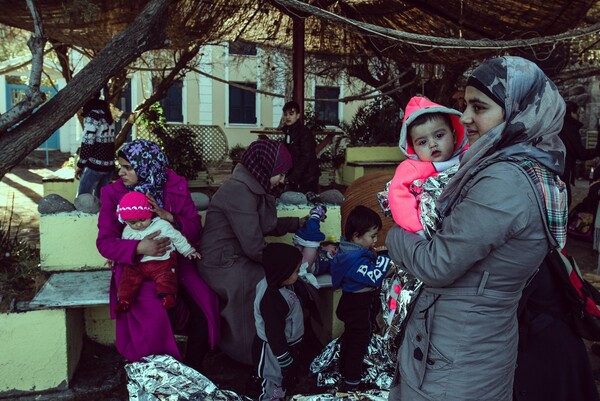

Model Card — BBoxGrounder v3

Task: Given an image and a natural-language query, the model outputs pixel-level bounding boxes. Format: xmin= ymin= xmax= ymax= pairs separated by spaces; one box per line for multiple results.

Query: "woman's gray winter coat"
xmin=386 ymin=162 xmax=550 ymax=401
xmin=197 ymin=164 xmax=299 ymax=365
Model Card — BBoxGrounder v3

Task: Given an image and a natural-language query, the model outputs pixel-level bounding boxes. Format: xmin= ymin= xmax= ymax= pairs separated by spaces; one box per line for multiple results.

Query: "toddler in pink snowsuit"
xmin=388 ymin=96 xmax=468 ymax=238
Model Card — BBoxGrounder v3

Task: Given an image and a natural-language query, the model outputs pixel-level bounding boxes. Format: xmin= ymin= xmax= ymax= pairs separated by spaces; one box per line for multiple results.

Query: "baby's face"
xmin=125 ymin=218 xmax=152 ymax=230
xmin=409 ymin=118 xmax=456 ymax=163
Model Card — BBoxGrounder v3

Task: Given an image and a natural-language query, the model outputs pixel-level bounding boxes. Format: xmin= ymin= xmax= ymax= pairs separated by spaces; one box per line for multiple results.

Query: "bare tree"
xmin=0 ymin=0 xmax=176 ymax=179
xmin=0 ymin=0 xmax=47 ymax=132
xmin=114 ymin=45 xmax=201 ymax=149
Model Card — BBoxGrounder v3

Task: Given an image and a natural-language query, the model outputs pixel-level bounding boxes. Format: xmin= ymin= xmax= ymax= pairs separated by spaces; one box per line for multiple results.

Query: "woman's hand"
xmin=298 ymin=215 xmax=309 ymax=228
xmin=136 ymin=230 xmax=170 ymax=256
xmin=147 ymin=194 xmax=174 ymax=223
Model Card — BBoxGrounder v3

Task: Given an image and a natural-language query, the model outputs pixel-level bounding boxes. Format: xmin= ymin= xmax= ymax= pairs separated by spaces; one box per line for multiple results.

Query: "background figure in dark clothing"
xmin=514 ymin=258 xmax=599 ymax=401
xmin=76 ymin=91 xmax=116 ymax=197
xmin=281 ymin=101 xmax=320 ymax=194
xmin=559 ymin=100 xmax=600 ymax=206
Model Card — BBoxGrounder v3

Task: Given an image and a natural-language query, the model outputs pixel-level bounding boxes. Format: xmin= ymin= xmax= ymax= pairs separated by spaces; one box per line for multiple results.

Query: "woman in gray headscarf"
xmin=386 ymin=56 xmax=568 ymax=401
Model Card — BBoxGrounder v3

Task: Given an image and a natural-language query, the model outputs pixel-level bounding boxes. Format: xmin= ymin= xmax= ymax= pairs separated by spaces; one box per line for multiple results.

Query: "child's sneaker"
xmin=309 ymin=205 xmax=327 ymax=221
xmin=336 ymin=381 xmax=360 ymax=397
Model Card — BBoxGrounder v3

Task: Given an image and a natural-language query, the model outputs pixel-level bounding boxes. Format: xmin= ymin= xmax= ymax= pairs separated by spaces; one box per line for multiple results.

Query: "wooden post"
xmin=292 ymin=15 xmax=305 ymax=117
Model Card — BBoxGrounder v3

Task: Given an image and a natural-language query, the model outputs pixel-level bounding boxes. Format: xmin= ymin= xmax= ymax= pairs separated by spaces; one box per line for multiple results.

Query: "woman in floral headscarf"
xmin=197 ymin=139 xmax=302 ymax=365
xmin=385 ymin=56 xmax=570 ymax=401
xmin=96 ymin=139 xmax=220 ymax=370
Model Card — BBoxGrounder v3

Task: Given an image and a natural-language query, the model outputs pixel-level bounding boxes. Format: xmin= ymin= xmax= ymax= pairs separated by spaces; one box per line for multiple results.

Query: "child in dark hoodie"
xmin=247 ymin=243 xmax=304 ymax=401
xmin=330 ymin=205 xmax=392 ymax=392
xmin=387 ymin=96 xmax=468 ymax=238
xmin=281 ymin=100 xmax=320 ymax=194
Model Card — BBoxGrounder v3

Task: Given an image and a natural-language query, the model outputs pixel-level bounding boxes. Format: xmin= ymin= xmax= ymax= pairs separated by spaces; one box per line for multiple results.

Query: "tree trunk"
xmin=0 ymin=0 xmax=175 ymax=179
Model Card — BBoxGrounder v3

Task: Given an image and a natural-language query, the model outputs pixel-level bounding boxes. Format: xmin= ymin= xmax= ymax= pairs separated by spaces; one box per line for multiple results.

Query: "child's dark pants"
xmin=336 ymin=291 xmax=376 ymax=383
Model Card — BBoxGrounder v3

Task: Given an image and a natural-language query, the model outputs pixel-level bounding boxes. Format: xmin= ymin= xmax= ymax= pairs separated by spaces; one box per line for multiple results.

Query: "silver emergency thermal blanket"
xmin=309 ymin=261 xmax=422 ymax=391
xmin=290 ymin=389 xmax=389 ymax=401
xmin=126 ymin=354 xmax=388 ymax=401
xmin=125 ymin=354 xmax=252 ymax=401
xmin=376 ymin=163 xmax=459 ymax=240
xmin=417 ymin=163 xmax=459 ymax=239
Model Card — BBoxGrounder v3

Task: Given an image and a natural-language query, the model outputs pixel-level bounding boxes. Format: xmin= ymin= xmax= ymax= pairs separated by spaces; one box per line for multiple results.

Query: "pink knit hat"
xmin=116 ymin=191 xmax=153 ymax=223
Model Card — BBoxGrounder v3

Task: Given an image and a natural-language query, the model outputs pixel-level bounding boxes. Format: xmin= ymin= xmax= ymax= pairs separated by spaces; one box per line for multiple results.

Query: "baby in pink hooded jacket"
xmin=385 ymin=96 xmax=468 ymax=238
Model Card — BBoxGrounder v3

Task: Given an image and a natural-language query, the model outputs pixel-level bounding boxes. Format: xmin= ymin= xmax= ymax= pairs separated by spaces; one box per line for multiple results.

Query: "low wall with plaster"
xmin=0 ymin=308 xmax=83 ymax=396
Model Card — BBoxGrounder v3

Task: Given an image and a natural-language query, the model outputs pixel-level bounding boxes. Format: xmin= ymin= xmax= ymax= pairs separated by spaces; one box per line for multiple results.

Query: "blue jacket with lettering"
xmin=330 ymin=239 xmax=391 ymax=292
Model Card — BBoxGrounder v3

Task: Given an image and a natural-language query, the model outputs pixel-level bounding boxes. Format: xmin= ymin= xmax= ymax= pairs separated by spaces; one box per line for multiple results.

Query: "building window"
xmin=315 ymin=86 xmax=340 ymax=126
xmin=154 ymin=79 xmax=183 ymax=123
xmin=229 ymin=41 xmax=257 ymax=56
xmin=229 ymin=83 xmax=257 ymax=124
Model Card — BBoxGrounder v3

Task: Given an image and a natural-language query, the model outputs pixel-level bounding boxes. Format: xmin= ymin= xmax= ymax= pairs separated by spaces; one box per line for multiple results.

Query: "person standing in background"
xmin=281 ymin=101 xmax=320 ymax=194
xmin=76 ymin=91 xmax=116 ymax=197
xmin=559 ymin=100 xmax=600 ymax=206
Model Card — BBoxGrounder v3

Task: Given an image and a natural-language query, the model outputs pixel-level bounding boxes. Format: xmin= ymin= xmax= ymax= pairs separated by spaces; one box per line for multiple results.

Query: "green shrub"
xmin=136 ymin=103 xmax=206 ymax=180
xmin=341 ymin=97 xmax=402 ymax=145
xmin=0 ymin=200 xmax=45 ymax=312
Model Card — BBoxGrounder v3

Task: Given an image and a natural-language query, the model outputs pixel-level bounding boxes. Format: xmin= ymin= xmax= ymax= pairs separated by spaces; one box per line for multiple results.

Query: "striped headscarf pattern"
xmin=241 ymin=139 xmax=292 ymax=194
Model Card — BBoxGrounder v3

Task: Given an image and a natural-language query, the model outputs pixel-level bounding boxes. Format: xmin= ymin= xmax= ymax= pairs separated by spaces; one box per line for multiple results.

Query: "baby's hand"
xmin=322 ymin=244 xmax=338 ymax=258
xmin=187 ymin=251 xmax=202 ymax=260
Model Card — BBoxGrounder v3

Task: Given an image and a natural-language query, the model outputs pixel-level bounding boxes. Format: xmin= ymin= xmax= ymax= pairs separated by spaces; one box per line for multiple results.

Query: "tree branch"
xmin=0 ymin=0 xmax=177 ymax=179
xmin=114 ymin=44 xmax=201 ymax=149
xmin=0 ymin=0 xmax=47 ymax=132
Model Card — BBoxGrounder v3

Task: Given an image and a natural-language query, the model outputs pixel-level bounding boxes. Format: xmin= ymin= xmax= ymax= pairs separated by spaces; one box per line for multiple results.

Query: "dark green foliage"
xmin=228 ymin=144 xmax=247 ymax=161
xmin=303 ymin=105 xmax=327 ymax=131
xmin=341 ymin=97 xmax=402 ymax=145
xmin=137 ymin=103 xmax=206 ymax=180
xmin=0 ymin=199 xmax=45 ymax=311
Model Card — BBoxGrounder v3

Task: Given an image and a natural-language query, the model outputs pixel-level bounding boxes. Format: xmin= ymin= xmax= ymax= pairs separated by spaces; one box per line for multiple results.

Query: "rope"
xmin=128 ymin=65 xmax=405 ymax=102
xmin=273 ymin=0 xmax=600 ymax=50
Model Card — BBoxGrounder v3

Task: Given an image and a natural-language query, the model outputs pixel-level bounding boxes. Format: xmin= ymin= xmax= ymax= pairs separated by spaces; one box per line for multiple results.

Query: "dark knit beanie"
xmin=262 ymin=242 xmax=302 ymax=288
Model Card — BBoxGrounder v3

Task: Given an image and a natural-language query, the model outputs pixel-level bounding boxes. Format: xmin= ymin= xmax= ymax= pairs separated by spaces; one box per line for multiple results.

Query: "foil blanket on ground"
xmin=125 ymin=354 xmax=252 ymax=401
xmin=126 ymin=354 xmax=389 ymax=401
xmin=291 ymin=389 xmax=389 ymax=401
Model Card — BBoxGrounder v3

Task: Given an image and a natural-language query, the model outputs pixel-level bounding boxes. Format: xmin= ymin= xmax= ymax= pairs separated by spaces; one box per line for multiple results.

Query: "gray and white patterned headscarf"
xmin=437 ymin=56 xmax=566 ymax=216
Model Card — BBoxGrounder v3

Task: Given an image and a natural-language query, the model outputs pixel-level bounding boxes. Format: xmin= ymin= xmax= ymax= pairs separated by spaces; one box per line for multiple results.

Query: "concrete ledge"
xmin=346 ymin=161 xmax=399 ymax=167
xmin=29 ymin=271 xmax=110 ymax=309
xmin=0 ymin=308 xmax=83 ymax=395
xmin=28 ymin=270 xmax=115 ymax=345
xmin=42 ymin=166 xmax=77 ymax=202
xmin=40 ymin=212 xmax=105 ymax=271
xmin=345 ymin=145 xmax=404 ymax=162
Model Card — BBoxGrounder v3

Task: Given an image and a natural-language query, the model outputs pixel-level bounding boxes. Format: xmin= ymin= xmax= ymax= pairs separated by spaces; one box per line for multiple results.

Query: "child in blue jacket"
xmin=331 ymin=205 xmax=392 ymax=392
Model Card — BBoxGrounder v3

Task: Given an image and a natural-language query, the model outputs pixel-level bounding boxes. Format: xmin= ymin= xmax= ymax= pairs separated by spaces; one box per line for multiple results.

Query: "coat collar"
xmin=231 ymin=163 xmax=267 ymax=195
